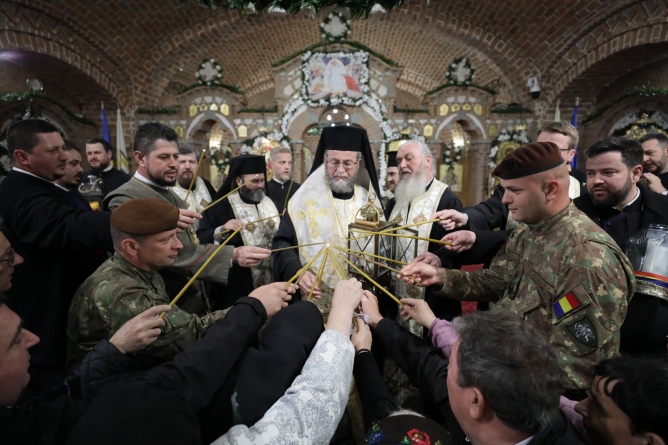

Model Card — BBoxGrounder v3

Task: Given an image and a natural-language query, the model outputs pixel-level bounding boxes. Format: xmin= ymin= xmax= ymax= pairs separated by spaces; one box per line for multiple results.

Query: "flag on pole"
xmin=554 ymin=100 xmax=561 ymax=122
xmin=116 ymin=108 xmax=130 ymax=173
xmin=101 ymin=102 xmax=111 ymax=143
xmin=570 ymin=97 xmax=579 ymax=169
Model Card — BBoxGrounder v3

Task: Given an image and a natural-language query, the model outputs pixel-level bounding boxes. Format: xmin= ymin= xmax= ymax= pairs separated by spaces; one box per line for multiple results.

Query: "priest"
xmin=197 ymin=154 xmax=281 ymax=306
xmin=385 ymin=140 xmax=463 ymax=329
xmin=272 ymin=126 xmax=383 ymax=316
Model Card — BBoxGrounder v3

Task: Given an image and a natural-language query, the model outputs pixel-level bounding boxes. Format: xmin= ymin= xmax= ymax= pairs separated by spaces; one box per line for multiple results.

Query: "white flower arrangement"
xmin=445 ymin=57 xmax=475 ymax=87
xmin=319 ymin=12 xmax=351 ymax=42
xmin=443 ymin=144 xmax=462 ymax=166
xmin=487 ymin=128 xmax=529 ymax=187
xmin=196 ymin=58 xmax=223 ymax=86
xmin=240 ymin=132 xmax=292 ymax=155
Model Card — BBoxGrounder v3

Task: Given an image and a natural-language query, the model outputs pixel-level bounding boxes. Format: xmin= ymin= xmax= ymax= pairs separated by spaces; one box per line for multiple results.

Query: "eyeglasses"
xmin=326 ymin=159 xmax=359 ymax=170
xmin=0 ymin=248 xmax=14 ymax=264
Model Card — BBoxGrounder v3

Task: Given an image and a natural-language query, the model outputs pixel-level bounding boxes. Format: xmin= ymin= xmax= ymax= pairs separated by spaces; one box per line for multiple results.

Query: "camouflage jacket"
xmin=437 ymin=203 xmax=635 ymax=390
xmin=67 ymin=253 xmax=226 ymax=368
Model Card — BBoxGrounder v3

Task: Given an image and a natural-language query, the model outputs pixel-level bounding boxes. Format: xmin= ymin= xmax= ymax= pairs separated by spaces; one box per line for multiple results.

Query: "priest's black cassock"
xmin=266 ymin=178 xmax=301 ymax=214
xmin=197 ymin=155 xmax=279 ymax=308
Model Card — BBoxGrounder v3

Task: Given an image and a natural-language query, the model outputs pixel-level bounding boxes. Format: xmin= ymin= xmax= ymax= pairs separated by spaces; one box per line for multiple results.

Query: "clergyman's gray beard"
xmin=326 ymin=168 xmax=359 ymax=194
xmin=240 ymin=186 xmax=265 ymax=202
xmin=394 ymin=170 xmax=426 ymax=207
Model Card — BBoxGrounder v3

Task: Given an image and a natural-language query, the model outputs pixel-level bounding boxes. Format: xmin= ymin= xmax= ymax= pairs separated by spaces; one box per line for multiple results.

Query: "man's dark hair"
xmin=6 ymin=119 xmax=60 ymax=156
xmin=86 ymin=138 xmax=113 ymax=153
xmin=134 ymin=123 xmax=178 ymax=156
xmin=584 ymin=137 xmax=643 ymax=169
xmin=452 ymin=308 xmax=562 ymax=434
xmin=639 ymin=133 xmax=668 ymax=148
xmin=178 ymin=142 xmax=200 ymax=160
xmin=63 ymin=139 xmax=81 ymax=153
xmin=594 ymin=358 xmax=668 ymax=442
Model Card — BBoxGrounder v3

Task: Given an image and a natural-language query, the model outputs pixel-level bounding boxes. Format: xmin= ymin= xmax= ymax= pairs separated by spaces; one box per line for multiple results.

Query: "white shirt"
xmin=103 ymin=165 xmax=113 ymax=173
xmin=12 ymin=167 xmax=54 ymax=184
xmin=133 ymin=171 xmax=168 ymax=190
xmin=618 ymin=187 xmax=640 ymax=210
xmin=516 ymin=437 xmax=534 ymax=445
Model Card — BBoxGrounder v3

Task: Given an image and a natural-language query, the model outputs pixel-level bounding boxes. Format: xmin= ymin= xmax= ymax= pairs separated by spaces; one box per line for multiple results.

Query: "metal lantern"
xmin=78 ymin=175 xmax=104 ymax=211
xmin=628 ymin=224 xmax=668 ymax=302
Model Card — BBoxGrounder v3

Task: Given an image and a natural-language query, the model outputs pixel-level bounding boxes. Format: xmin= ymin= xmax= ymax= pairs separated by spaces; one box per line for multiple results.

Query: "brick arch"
xmin=547 ymin=1 xmax=668 ymax=102
xmin=0 ymin=29 xmax=131 ymax=110
xmin=435 ymin=113 xmax=487 ymax=141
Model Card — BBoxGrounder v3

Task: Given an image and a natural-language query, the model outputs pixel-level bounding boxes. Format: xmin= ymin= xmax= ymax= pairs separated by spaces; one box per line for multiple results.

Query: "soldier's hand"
xmin=233 ymin=246 xmax=271 ymax=267
xmin=412 ymin=251 xmax=442 ymax=267
xmin=431 ymin=209 xmax=468 ymax=231
xmin=332 ymin=278 xmax=364 ymax=312
xmin=360 ymin=291 xmax=382 ymax=328
xmin=177 ymin=209 xmax=202 ymax=232
xmin=223 ymin=219 xmax=245 ymax=232
xmin=109 ymin=305 xmax=171 ymax=354
xmin=400 ymin=298 xmax=436 ymax=328
xmin=249 ymin=282 xmax=293 ymax=318
xmin=642 ymin=172 xmax=667 ymax=194
xmin=398 ymin=262 xmax=446 ymax=287
xmin=443 ymin=230 xmax=476 ymax=252
xmin=351 ymin=319 xmax=372 ymax=352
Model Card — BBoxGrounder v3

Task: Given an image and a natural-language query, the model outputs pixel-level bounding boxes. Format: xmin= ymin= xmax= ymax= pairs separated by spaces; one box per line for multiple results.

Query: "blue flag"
xmin=101 ymin=104 xmax=111 ymax=143
xmin=570 ymin=103 xmax=579 ymax=169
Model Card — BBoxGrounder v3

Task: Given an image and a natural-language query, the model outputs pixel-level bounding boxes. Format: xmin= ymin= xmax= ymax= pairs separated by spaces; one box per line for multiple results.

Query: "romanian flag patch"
xmin=553 ymin=292 xmax=581 ymax=318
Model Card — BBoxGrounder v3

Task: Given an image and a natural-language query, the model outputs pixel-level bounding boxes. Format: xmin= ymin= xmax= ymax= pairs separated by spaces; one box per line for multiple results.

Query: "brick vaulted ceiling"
xmin=1 ymin=0 xmax=665 ymax=112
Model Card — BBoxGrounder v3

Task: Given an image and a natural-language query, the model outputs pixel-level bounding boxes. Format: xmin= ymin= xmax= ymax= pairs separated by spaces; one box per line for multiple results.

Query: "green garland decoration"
xmin=178 ymin=83 xmax=242 ymax=95
xmin=0 ymin=92 xmax=95 ymax=126
xmin=583 ymin=86 xmax=668 ymax=124
xmin=238 ymin=106 xmax=279 ymax=113
xmin=320 ymin=11 xmax=351 ymax=42
xmin=424 ymin=83 xmax=496 ymax=97
xmin=610 ymin=109 xmax=668 ymax=138
xmin=393 ymin=106 xmax=429 ymax=114
xmin=271 ymin=40 xmax=400 ymax=68
xmin=176 ymin=0 xmax=406 ymax=19
xmin=136 ymin=107 xmax=180 ymax=115
xmin=445 ymin=57 xmax=475 ymax=87
xmin=491 ymin=104 xmax=533 ymax=114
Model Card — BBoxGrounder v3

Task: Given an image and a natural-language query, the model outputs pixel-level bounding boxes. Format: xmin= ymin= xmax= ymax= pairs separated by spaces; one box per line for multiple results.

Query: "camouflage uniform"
xmin=67 ymin=253 xmax=225 ymax=367
xmin=437 ymin=203 xmax=635 ymax=390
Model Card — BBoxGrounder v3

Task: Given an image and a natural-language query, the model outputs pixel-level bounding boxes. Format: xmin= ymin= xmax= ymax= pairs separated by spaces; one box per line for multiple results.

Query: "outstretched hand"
xmin=442 ymin=230 xmax=476 ymax=252
xmin=400 ymin=298 xmax=436 ymax=329
xmin=110 ymin=305 xmax=171 ymax=354
xmin=398 ymin=262 xmax=447 ymax=287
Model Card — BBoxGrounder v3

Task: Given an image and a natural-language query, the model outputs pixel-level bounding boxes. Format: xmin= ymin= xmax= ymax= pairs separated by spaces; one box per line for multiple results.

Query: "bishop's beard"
xmin=240 ymin=185 xmax=265 ymax=203
xmin=394 ymin=169 xmax=427 ymax=208
xmin=325 ymin=167 xmax=359 ymax=194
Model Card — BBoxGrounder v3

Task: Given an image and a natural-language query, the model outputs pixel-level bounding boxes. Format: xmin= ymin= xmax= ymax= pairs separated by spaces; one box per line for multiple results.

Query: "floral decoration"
xmin=209 ymin=145 xmax=233 ymax=172
xmin=240 ymin=130 xmax=291 ymax=154
xmin=319 ymin=11 xmax=351 ymax=42
xmin=487 ymin=128 xmax=529 ymax=189
xmin=442 ymin=144 xmax=462 ymax=166
xmin=445 ymin=56 xmax=475 ymax=86
xmin=196 ymin=58 xmax=224 ymax=86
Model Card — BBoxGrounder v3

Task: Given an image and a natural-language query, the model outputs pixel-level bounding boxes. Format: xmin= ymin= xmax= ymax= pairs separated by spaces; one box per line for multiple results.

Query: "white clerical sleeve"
xmin=211 ymin=330 xmax=354 ymax=445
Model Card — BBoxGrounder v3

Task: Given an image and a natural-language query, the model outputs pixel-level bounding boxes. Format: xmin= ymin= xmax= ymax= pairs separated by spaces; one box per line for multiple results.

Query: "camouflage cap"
xmin=493 ymin=141 xmax=564 ymax=179
xmin=110 ymin=198 xmax=179 ymax=235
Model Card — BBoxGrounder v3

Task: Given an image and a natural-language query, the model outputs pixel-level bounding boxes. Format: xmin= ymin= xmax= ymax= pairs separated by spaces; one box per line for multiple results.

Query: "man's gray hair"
xmin=178 ymin=142 xmax=200 ymax=161
xmin=402 ymin=140 xmax=435 ymax=175
xmin=269 ymin=146 xmax=292 ymax=163
xmin=452 ymin=308 xmax=562 ymax=434
xmin=325 ymin=149 xmax=362 ymax=161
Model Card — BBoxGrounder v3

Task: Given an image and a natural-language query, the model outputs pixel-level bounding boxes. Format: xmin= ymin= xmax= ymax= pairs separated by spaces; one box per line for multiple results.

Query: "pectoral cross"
xmin=296 ymin=199 xmax=328 ymax=238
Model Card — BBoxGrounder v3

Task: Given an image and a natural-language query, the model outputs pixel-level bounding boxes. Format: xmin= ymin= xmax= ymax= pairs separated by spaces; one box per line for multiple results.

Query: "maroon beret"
xmin=110 ymin=198 xmax=179 ymax=235
xmin=492 ymin=142 xmax=564 ymax=179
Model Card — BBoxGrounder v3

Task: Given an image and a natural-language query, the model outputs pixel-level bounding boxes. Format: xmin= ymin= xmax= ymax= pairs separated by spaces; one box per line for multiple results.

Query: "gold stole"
xmin=228 ymin=192 xmax=280 ymax=288
xmin=389 ymin=179 xmax=447 ymax=336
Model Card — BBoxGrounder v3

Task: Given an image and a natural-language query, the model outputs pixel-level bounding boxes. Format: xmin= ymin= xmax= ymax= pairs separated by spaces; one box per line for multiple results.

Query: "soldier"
xmin=67 ymin=197 xmax=294 ymax=370
xmin=399 ymin=142 xmax=635 ymax=398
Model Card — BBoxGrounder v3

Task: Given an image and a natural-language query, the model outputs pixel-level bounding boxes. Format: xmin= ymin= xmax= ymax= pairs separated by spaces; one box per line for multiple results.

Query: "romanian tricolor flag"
xmin=553 ymin=292 xmax=581 ymax=318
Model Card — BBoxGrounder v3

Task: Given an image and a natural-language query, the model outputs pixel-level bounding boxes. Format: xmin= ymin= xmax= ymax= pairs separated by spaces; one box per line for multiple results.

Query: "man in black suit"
xmin=574 ymin=137 xmax=668 ymax=357
xmin=81 ymin=138 xmax=130 ymax=197
xmin=54 ymin=140 xmax=91 ymax=211
xmin=0 ymin=119 xmax=113 ymax=391
xmin=266 ymin=146 xmax=300 ymax=213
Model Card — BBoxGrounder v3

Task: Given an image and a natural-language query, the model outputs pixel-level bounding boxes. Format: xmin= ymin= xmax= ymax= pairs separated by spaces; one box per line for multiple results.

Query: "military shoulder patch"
xmin=553 ymin=292 xmax=580 ymax=318
xmin=566 ymin=315 xmax=598 ymax=348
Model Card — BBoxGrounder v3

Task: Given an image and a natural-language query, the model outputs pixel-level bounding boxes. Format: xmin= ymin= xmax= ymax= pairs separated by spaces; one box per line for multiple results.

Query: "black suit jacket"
xmin=0 ymin=171 xmax=113 ymax=368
